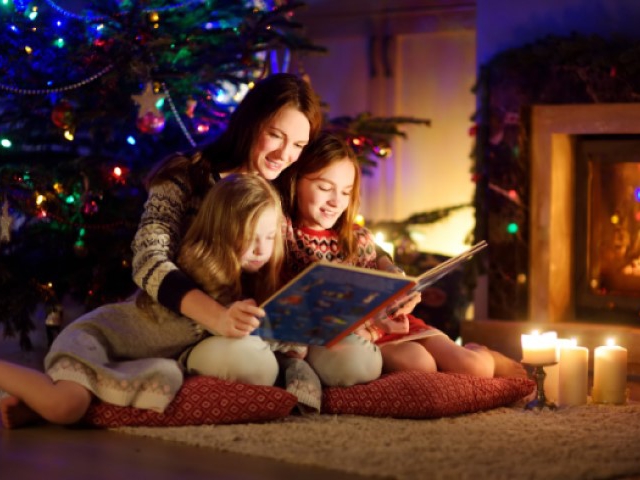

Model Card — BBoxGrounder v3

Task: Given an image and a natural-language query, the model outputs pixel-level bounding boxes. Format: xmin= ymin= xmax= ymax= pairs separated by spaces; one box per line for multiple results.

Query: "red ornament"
xmin=51 ymin=101 xmax=75 ymax=129
xmin=136 ymin=112 xmax=165 ymax=134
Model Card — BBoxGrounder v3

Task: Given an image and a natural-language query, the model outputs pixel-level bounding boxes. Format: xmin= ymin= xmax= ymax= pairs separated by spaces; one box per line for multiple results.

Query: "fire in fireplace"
xmin=574 ymin=135 xmax=640 ymax=324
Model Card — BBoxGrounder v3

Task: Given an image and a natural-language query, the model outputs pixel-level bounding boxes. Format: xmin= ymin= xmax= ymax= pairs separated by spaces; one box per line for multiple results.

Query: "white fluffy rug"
xmin=116 ymin=403 xmax=640 ymax=480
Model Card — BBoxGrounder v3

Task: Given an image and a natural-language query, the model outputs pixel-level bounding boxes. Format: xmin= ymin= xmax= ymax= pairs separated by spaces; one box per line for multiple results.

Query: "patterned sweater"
xmin=131 ymin=168 xmax=215 ymax=313
xmin=284 ymin=218 xmax=378 ymax=280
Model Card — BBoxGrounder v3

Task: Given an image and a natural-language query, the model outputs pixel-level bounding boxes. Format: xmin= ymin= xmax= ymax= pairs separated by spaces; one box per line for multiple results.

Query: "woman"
xmin=132 ymin=73 xmax=323 ymax=336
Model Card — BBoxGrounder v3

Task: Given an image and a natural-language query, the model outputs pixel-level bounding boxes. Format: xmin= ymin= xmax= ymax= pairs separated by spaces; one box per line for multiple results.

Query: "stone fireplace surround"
xmin=529 ymin=103 xmax=640 ymax=323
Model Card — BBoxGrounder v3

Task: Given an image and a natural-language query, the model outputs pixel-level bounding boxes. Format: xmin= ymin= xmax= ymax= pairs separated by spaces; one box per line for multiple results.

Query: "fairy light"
xmin=63 ymin=129 xmax=74 ymax=141
xmin=0 ymin=64 xmax=113 ymax=95
xmin=1 ymin=138 xmax=11 ymax=148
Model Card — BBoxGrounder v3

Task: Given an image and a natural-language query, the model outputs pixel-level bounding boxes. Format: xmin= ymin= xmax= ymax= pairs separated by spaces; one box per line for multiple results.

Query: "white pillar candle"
xmin=592 ymin=339 xmax=628 ymax=404
xmin=544 ymin=338 xmax=574 ymax=404
xmin=557 ymin=339 xmax=589 ymax=406
xmin=544 ymin=362 xmax=559 ymax=404
xmin=521 ymin=330 xmax=558 ymax=364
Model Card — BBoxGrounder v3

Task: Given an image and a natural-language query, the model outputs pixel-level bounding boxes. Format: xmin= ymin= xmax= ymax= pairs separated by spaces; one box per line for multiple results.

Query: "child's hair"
xmin=276 ymin=131 xmax=362 ymax=260
xmin=175 ymin=173 xmax=284 ymax=306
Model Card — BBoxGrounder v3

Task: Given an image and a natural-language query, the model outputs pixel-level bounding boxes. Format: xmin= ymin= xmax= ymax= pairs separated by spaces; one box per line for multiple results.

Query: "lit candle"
xmin=521 ymin=330 xmax=558 ymax=364
xmin=557 ymin=338 xmax=589 ymax=406
xmin=544 ymin=338 xmax=574 ymax=404
xmin=592 ymin=338 xmax=628 ymax=404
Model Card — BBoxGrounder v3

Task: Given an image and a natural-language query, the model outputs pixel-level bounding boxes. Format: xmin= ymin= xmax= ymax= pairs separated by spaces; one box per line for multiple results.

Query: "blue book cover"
xmin=256 ymin=262 xmax=415 ymax=346
xmin=256 ymin=241 xmax=487 ymax=347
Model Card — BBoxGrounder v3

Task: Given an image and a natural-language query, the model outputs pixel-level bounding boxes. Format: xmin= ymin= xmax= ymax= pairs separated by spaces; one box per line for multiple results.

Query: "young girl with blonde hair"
xmin=1 ymin=174 xmax=284 ymax=429
xmin=276 ymin=132 xmax=526 ymax=380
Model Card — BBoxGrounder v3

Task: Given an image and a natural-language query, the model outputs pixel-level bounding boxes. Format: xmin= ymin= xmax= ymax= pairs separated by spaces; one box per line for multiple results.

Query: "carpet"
xmin=115 ymin=402 xmax=640 ymax=480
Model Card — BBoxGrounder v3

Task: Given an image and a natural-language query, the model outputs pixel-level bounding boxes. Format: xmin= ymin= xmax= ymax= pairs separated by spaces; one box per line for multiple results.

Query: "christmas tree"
xmin=0 ymin=0 xmax=327 ymax=347
xmin=1 ymin=0 xmax=431 ymax=348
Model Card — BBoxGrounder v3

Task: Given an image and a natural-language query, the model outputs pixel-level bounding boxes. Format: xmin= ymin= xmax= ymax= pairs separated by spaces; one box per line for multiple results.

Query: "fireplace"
xmin=529 ymin=104 xmax=640 ymax=324
xmin=574 ymin=135 xmax=640 ymax=323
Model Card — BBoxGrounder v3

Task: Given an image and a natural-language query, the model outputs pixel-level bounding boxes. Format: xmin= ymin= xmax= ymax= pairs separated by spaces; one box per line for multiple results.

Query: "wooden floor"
xmin=0 ymin=334 xmax=363 ymax=480
xmin=0 ymin=424 xmax=364 ymax=480
xmin=3 ymin=319 xmax=640 ymax=479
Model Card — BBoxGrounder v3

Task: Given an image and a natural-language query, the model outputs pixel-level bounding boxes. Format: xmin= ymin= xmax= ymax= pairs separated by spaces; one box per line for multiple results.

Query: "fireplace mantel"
xmin=530 ymin=103 xmax=640 ymax=322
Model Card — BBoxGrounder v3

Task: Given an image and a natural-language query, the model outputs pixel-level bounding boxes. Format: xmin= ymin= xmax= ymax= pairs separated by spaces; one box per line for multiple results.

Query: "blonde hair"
xmin=176 ymin=173 xmax=285 ymax=306
xmin=275 ymin=132 xmax=361 ymax=260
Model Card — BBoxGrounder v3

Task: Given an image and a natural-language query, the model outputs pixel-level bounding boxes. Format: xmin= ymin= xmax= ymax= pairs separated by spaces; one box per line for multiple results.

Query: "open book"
xmin=256 ymin=241 xmax=487 ymax=347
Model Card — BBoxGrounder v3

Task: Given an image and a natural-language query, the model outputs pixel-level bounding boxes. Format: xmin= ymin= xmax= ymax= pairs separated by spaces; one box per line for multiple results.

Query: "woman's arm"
xmin=131 ymin=177 xmax=195 ymax=307
xmin=131 ymin=177 xmax=258 ymax=336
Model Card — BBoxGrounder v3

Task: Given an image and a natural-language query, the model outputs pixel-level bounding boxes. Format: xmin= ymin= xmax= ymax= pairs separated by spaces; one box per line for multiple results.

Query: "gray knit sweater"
xmin=131 ymin=170 xmax=214 ymax=313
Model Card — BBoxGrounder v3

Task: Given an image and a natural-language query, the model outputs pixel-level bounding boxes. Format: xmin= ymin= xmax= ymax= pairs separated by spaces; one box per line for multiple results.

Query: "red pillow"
xmin=322 ymin=370 xmax=535 ymax=418
xmin=83 ymin=375 xmax=298 ymax=428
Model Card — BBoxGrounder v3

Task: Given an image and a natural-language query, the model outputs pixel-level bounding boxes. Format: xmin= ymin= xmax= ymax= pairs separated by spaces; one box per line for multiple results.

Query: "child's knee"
xmin=307 ymin=334 xmax=382 ymax=387
xmin=44 ymin=382 xmax=92 ymax=425
xmin=187 ymin=336 xmax=278 ymax=386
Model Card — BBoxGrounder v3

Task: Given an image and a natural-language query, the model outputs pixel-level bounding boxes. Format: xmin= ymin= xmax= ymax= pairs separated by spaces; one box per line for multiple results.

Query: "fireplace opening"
xmin=574 ymin=134 xmax=640 ymax=325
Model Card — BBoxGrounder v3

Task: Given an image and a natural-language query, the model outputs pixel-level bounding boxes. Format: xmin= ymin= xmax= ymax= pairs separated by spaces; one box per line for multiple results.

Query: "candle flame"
xmin=531 ymin=329 xmax=539 ymax=335
xmin=606 ymin=338 xmax=616 ymax=347
xmin=569 ymin=338 xmax=578 ymax=347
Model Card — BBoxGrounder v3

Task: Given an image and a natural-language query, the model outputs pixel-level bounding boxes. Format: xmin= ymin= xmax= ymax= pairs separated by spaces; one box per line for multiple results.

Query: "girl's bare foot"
xmin=0 ymin=395 xmax=42 ymax=429
xmin=489 ymin=350 xmax=528 ymax=379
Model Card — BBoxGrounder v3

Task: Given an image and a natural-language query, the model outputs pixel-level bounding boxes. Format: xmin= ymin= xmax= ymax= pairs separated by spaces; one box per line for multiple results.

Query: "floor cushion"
xmin=83 ymin=375 xmax=298 ymax=428
xmin=322 ymin=370 xmax=536 ymax=418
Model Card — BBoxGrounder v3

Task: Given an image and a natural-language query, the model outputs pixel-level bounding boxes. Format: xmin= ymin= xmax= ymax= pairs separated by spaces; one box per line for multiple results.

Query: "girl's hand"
xmin=376 ymin=313 xmax=410 ymax=335
xmin=392 ymin=292 xmax=421 ymax=317
xmin=215 ymin=299 xmax=264 ymax=337
xmin=377 ymin=255 xmax=405 ymax=275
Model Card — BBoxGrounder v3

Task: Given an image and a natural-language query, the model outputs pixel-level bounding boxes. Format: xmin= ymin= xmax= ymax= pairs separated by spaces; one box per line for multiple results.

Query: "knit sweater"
xmin=131 ymin=169 xmax=215 ymax=313
xmin=284 ymin=218 xmax=378 ymax=279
